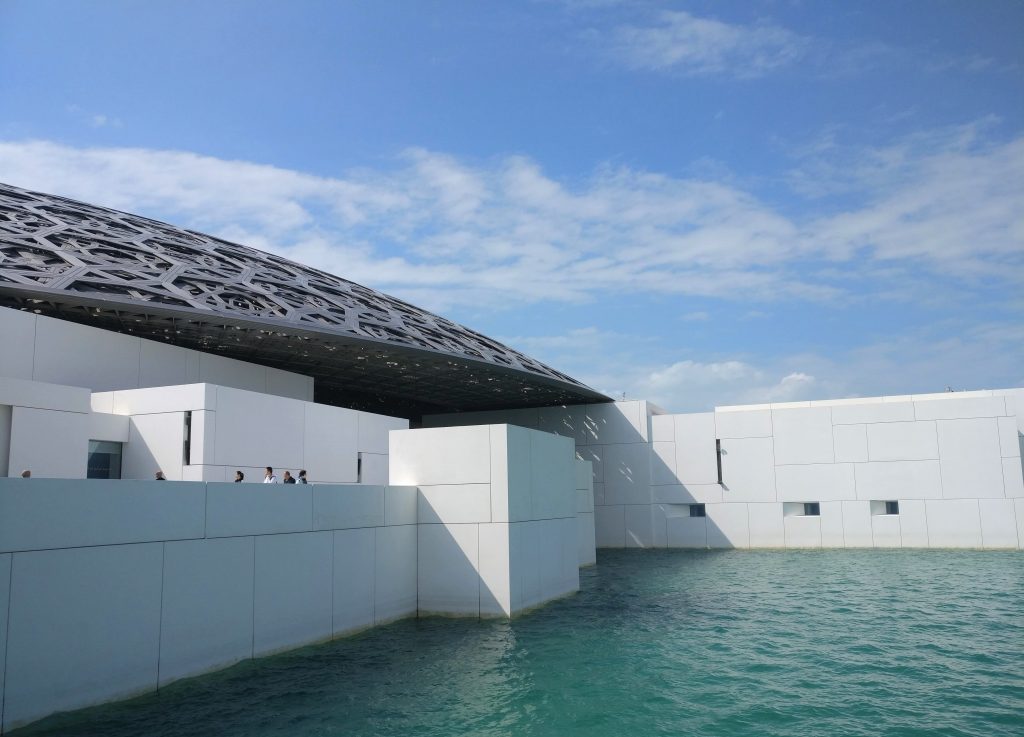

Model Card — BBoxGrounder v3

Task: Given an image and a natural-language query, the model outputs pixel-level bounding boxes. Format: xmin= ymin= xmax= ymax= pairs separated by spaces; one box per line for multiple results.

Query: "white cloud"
xmin=607 ymin=10 xmax=809 ymax=77
xmin=0 ymin=126 xmax=1020 ymax=316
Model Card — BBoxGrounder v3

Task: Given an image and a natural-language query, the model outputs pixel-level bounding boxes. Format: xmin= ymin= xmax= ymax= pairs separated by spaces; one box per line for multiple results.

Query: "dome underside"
xmin=0 ymin=182 xmax=609 ymax=418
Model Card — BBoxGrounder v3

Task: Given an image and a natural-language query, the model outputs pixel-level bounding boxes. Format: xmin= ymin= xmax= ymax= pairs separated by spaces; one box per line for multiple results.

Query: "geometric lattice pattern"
xmin=0 ymin=182 xmax=608 ymax=418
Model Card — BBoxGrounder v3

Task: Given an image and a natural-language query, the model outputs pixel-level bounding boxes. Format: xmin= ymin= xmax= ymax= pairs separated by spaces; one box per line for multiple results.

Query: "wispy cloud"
xmin=0 ymin=125 xmax=1020 ymax=317
xmin=605 ymin=10 xmax=809 ymax=77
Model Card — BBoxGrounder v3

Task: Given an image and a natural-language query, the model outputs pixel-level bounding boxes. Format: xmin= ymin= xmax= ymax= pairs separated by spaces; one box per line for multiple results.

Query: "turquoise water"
xmin=16 ymin=550 xmax=1024 ymax=737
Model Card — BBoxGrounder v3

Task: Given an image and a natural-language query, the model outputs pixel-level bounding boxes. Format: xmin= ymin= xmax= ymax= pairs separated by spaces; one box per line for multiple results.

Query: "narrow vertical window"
xmin=716 ymin=439 xmax=723 ymax=485
xmin=357 ymin=452 xmax=363 ymax=483
xmin=183 ymin=410 xmax=192 ymax=465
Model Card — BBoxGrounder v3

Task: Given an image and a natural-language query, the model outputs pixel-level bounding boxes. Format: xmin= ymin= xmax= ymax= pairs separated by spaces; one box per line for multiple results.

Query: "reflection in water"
xmin=18 ymin=550 xmax=1024 ymax=737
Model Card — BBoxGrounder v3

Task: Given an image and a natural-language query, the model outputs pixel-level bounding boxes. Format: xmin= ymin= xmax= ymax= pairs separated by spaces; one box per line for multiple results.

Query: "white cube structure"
xmin=390 ymin=424 xmax=581 ymax=617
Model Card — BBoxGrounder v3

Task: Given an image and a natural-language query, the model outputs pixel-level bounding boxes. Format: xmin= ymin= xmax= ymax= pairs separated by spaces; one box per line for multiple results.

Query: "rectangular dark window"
xmin=183 ymin=410 xmax=192 ymax=465
xmin=803 ymin=502 xmax=820 ymax=516
xmin=715 ymin=439 xmax=723 ymax=485
xmin=87 ymin=440 xmax=123 ymax=479
xmin=357 ymin=452 xmax=363 ymax=484
xmin=689 ymin=504 xmax=706 ymax=518
xmin=885 ymin=501 xmax=900 ymax=515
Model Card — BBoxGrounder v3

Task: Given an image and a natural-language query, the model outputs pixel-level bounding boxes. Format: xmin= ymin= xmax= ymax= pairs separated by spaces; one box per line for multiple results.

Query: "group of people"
xmin=232 ymin=467 xmax=308 ymax=484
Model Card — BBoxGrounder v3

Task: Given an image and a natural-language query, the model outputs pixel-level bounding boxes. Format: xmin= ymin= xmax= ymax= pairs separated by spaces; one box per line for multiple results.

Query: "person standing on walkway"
xmin=282 ymin=471 xmax=296 ymax=484
xmin=263 ymin=467 xmax=278 ymax=483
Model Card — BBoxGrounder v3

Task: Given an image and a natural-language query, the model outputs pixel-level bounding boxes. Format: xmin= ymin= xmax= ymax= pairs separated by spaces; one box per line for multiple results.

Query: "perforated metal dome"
xmin=0 ymin=182 xmax=609 ymax=418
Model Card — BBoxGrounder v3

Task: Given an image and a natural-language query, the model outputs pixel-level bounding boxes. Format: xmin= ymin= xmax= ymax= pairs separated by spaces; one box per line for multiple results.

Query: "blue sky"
xmin=1 ymin=1 xmax=1022 ymax=411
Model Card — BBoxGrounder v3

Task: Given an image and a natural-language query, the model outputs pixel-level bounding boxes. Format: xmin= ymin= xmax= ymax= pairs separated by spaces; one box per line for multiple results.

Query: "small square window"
xmin=689 ymin=504 xmax=706 ymax=518
xmin=803 ymin=502 xmax=820 ymax=516
xmin=885 ymin=501 xmax=899 ymax=515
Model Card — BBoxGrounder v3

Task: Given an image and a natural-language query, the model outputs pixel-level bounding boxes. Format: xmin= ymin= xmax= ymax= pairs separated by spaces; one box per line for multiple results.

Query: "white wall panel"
xmin=651 ymin=414 xmax=675 ymax=442
xmin=936 ymin=418 xmax=1005 ymax=499
xmin=830 ymin=401 xmax=915 ymax=425
xmin=418 ymin=523 xmax=480 ymax=615
xmin=592 ymin=481 xmax=606 ymax=506
xmin=784 ymin=516 xmax=822 ymax=548
xmin=359 ymin=453 xmax=388 ymax=485
xmin=897 ymin=500 xmax=929 ymax=548
xmin=138 ymin=340 xmax=191 ymax=389
xmin=924 ymin=499 xmax=983 ymax=547
xmin=719 ymin=437 xmax=775 ymax=502
xmin=89 ymin=411 xmax=130 ymax=443
xmin=978 ymin=499 xmax=1019 ymax=549
xmin=871 ymin=515 xmax=901 ymax=547
xmin=478 ymin=522 xmax=512 ymax=616
xmin=374 ymin=525 xmax=417 ymax=623
xmin=253 ymin=531 xmax=333 ymax=655
xmin=9 ymin=406 xmax=88 ymax=479
xmin=530 ymin=430 xmax=575 ymax=519
xmin=358 ymin=411 xmax=407 ymax=455
xmin=854 ymin=460 xmax=942 ymax=500
xmin=0 ymin=307 xmax=35 ymax=380
xmin=1 ymin=376 xmax=90 ymax=413
xmin=575 ymin=459 xmax=593 ymax=491
xmin=594 ymin=505 xmax=625 ymax=547
xmin=123 ymin=412 xmax=185 ymax=480
xmin=674 ymin=412 xmax=718 ymax=484
xmin=748 ymin=503 xmax=785 ymax=547
xmin=833 ymin=424 xmax=868 ymax=463
xmin=775 ymin=463 xmax=855 ymax=502
xmin=866 ymin=421 xmax=938 ymax=461
xmin=213 ymin=387 xmax=304 ymax=469
xmin=666 ymin=512 xmax=707 ymax=548
xmin=819 ymin=501 xmax=845 ymax=547
xmin=575 ymin=446 xmax=604 ymax=483
xmin=1015 ymin=499 xmax=1024 ymax=550
xmin=602 ymin=442 xmax=652 ymax=505
xmin=537 ymin=404 xmax=586 ymax=444
xmin=304 ymin=402 xmax=358 ymax=483
xmin=265 ymin=366 xmax=313 ymax=401
xmin=108 ymin=383 xmax=211 ymax=415
xmin=418 ymin=484 xmax=492 ymax=524
xmin=3 ymin=544 xmax=162 ymax=732
xmin=577 ymin=513 xmax=596 ymax=565
xmin=333 ymin=527 xmax=376 ymax=634
xmin=997 ymin=417 xmax=1021 ymax=458
xmin=651 ymin=441 xmax=678 ymax=486
xmin=625 ymin=505 xmax=654 ymax=548
xmin=581 ymin=401 xmax=648 ymax=445
xmin=714 ymin=408 xmax=772 ymax=439
xmin=384 ymin=486 xmax=417 ymax=525
xmin=841 ymin=501 xmax=873 ymax=547
xmin=0 ymin=479 xmax=204 ymax=553
xmin=198 ymin=353 xmax=267 ymax=394
xmin=206 ymin=482 xmax=313 ymax=537
xmin=389 ymin=426 xmax=490 ymax=486
xmin=652 ymin=483 xmax=723 ymax=504
xmin=706 ymin=503 xmax=750 ymax=548
xmin=159 ymin=537 xmax=255 ymax=686
xmin=32 ymin=315 xmax=141 ymax=391
xmin=1003 ymin=458 xmax=1024 ymax=498
xmin=773 ymin=407 xmax=834 ymax=465
xmin=914 ymin=396 xmax=1007 ymax=420
xmin=314 ymin=484 xmax=385 ymax=530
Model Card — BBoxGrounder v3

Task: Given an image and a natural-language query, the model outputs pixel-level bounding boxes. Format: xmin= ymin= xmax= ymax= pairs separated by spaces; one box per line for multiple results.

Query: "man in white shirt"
xmin=263 ymin=466 xmax=278 ymax=483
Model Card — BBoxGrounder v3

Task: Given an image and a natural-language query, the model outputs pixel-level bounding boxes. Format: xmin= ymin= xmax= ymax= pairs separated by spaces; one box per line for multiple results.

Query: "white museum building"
xmin=0 ymin=182 xmax=1021 ymax=732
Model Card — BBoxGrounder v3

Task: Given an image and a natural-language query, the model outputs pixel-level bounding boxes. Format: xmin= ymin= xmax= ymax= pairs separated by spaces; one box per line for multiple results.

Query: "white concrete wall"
xmin=0 ymin=306 xmax=313 ymax=400
xmin=390 ymin=424 xmax=580 ymax=617
xmin=0 ymin=479 xmax=419 ymax=733
xmin=92 ymin=383 xmax=408 ymax=483
xmin=427 ymin=392 xmax=1024 ymax=551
